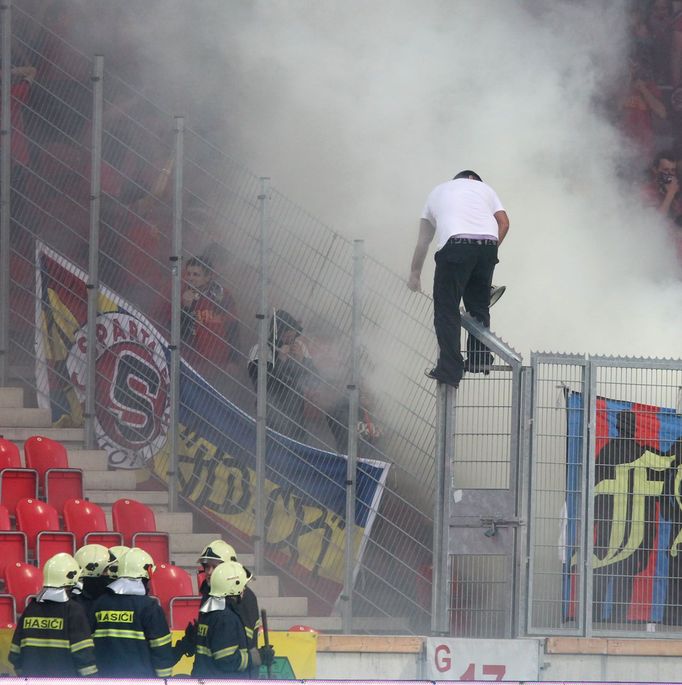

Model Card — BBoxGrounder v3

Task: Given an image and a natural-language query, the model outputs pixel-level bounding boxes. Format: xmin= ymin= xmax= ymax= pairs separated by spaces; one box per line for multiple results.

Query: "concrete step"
xmin=258 ymin=595 xmax=308 ymax=616
xmin=67 ymin=450 xmax=109 ymax=470
xmin=0 ymin=388 xmax=24 ymax=408
xmin=2 ymin=427 xmax=83 ymax=444
xmin=101 ymin=510 xmax=193 ymax=534
xmin=83 ymin=470 xmax=137 ymax=490
xmin=86 ymin=490 xmax=169 ymax=506
xmin=0 ymin=408 xmax=51 ymax=427
xmin=169 ymin=533 xmax=218 ymax=552
xmin=248 ymin=575 xmax=280 ymax=598
xmin=268 ymin=615 xmax=342 ymax=632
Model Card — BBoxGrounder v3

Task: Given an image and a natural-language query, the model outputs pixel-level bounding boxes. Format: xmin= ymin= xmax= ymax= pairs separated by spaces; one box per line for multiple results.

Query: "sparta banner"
xmin=34 ymin=243 xmax=390 ymax=601
xmin=563 ymin=391 xmax=682 ymax=624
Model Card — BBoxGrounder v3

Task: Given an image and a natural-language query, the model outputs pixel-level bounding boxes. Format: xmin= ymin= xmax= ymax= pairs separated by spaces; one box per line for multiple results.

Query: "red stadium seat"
xmin=36 ymin=531 xmax=76 ymax=569
xmin=84 ymin=531 xmax=124 ymax=547
xmin=45 ymin=469 xmax=83 ymax=516
xmin=0 ymin=440 xmax=38 ymax=517
xmin=0 ymin=532 xmax=28 ymax=577
xmin=112 ymin=498 xmax=157 ymax=546
xmin=169 ymin=596 xmax=202 ymax=631
xmin=133 ymin=531 xmax=170 ymax=566
xmin=0 ymin=439 xmax=21 ymax=468
xmin=15 ymin=498 xmax=60 ymax=554
xmin=0 ymin=504 xmax=11 ymax=530
xmin=0 ymin=594 xmax=16 ymax=627
xmin=5 ymin=562 xmax=42 ymax=612
xmin=24 ymin=435 xmax=69 ymax=487
xmin=63 ymin=498 xmax=121 ymax=547
xmin=0 ymin=469 xmax=38 ymax=517
xmin=150 ymin=563 xmax=194 ymax=620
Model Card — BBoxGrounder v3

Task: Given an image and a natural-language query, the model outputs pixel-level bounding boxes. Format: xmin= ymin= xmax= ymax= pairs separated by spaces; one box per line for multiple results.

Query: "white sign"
xmin=425 ymin=638 xmax=541 ymax=681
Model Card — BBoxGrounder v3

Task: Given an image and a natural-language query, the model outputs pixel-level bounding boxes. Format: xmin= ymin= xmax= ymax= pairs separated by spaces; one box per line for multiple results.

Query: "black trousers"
xmin=432 ymin=240 xmax=498 ymax=383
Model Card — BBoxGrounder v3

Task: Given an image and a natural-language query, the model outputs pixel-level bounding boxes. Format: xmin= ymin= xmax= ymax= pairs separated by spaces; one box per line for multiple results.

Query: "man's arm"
xmin=495 ymin=211 xmax=510 ymax=246
xmin=407 ymin=219 xmax=435 ymax=292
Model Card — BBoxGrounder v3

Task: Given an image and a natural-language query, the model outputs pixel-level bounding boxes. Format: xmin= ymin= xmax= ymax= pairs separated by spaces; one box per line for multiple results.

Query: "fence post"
xmin=254 ymin=176 xmax=270 ymax=576
xmin=341 ymin=239 xmax=363 ymax=633
xmin=582 ymin=359 xmax=596 ymax=636
xmin=168 ymin=116 xmax=184 ymax=513
xmin=0 ymin=0 xmax=11 ymax=387
xmin=84 ymin=55 xmax=103 ymax=449
xmin=432 ymin=384 xmax=455 ymax=634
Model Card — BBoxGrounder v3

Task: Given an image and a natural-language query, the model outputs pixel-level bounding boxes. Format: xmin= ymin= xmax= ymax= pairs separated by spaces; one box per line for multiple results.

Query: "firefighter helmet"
xmin=75 ymin=544 xmax=110 ymax=578
xmin=208 ymin=561 xmax=250 ymax=597
xmin=197 ymin=539 xmax=237 ymax=565
xmin=43 ymin=553 xmax=81 ymax=588
xmin=106 ymin=545 xmax=130 ymax=579
xmin=117 ymin=547 xmax=155 ymax=579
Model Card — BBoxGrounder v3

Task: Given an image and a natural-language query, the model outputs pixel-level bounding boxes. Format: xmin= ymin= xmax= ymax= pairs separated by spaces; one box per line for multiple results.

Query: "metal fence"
xmin=3 ymin=0 xmax=442 ymax=633
xmin=5 ymin=0 xmax=682 ymax=640
xmin=526 ymin=353 xmax=682 ymax=638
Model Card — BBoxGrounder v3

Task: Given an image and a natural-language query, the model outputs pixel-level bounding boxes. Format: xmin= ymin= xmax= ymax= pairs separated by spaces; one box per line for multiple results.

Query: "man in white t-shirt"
xmin=407 ymin=170 xmax=510 ymax=388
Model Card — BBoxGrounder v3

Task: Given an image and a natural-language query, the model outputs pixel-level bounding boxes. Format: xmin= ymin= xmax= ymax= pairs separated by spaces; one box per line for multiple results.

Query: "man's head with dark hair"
xmin=453 ymin=170 xmax=483 ymax=182
xmin=651 ymin=150 xmax=677 ymax=188
xmin=185 ymin=255 xmax=214 ymax=292
xmin=186 ymin=255 xmax=213 ymax=274
xmin=653 ymin=150 xmax=677 ymax=169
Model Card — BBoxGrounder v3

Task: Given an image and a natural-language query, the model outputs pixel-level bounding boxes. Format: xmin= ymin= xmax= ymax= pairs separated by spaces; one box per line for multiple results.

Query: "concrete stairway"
xmin=0 ymin=386 xmax=339 ymax=631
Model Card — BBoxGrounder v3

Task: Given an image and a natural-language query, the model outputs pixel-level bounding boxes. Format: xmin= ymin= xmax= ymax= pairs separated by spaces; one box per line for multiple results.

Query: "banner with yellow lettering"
xmin=34 ymin=243 xmax=389 ymax=604
xmin=563 ymin=391 xmax=682 ymax=623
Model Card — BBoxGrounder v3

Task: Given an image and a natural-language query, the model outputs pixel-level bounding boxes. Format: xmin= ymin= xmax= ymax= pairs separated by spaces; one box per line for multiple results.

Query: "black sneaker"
xmin=425 ymin=367 xmax=459 ymax=388
xmin=462 ymin=356 xmax=492 ymax=374
xmin=489 ymin=284 xmax=506 ymax=307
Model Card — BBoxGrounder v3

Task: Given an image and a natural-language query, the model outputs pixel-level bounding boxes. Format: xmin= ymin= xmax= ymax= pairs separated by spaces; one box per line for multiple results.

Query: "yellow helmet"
xmin=197 ymin=539 xmax=237 ymax=565
xmin=117 ymin=547 xmax=155 ymax=579
xmin=43 ymin=553 xmax=81 ymax=588
xmin=208 ymin=561 xmax=249 ymax=598
xmin=75 ymin=544 xmax=110 ymax=578
xmin=106 ymin=545 xmax=130 ymax=579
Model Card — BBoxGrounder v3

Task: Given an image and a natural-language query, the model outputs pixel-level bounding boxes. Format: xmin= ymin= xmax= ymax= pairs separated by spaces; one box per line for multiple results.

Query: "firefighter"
xmin=198 ymin=540 xmax=262 ymax=651
xmin=91 ymin=547 xmax=174 ymax=677
xmin=9 ymin=553 xmax=98 ymax=677
xmin=72 ymin=543 xmax=111 ymax=621
xmin=192 ymin=560 xmax=266 ymax=678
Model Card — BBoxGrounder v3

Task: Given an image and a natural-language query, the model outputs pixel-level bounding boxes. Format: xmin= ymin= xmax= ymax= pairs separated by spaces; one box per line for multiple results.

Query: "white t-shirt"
xmin=421 ymin=178 xmax=505 ymax=249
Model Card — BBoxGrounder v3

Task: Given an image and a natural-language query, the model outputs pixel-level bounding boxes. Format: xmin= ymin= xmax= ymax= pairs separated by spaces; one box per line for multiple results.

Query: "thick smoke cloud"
xmin=71 ymin=0 xmax=682 ymax=359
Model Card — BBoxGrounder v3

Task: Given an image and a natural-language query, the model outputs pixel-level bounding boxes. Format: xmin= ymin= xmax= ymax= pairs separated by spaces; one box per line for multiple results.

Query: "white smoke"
xmin=61 ymin=0 xmax=682 ymax=359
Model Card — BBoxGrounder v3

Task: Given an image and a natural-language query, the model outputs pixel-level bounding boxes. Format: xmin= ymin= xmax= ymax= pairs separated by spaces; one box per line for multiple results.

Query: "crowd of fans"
xmin=620 ymin=1 xmax=682 ymax=260
xmin=2 ymin=0 xmax=387 ymax=455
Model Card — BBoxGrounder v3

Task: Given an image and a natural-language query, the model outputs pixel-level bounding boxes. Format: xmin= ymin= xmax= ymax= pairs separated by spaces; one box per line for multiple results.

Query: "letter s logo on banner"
xmin=68 ymin=313 xmax=170 ymax=469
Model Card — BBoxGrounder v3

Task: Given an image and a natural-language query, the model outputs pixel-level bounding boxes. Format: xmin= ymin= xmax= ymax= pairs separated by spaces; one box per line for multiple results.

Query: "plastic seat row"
xmin=0 ymin=496 xmax=170 ymax=574
xmin=0 ymin=436 xmax=83 ymax=516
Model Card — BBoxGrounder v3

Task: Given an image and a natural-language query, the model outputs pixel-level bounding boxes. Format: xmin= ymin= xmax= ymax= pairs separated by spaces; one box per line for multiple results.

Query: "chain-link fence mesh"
xmin=527 ymin=354 xmax=682 ymax=638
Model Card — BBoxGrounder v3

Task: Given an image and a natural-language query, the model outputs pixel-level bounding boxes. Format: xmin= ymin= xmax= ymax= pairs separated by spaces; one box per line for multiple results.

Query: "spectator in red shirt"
xmin=181 ymin=256 xmax=239 ymax=382
xmin=620 ymin=52 xmax=667 ymax=161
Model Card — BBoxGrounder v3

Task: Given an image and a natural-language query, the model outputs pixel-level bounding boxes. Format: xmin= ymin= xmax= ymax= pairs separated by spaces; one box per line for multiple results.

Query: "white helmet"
xmin=43 ymin=553 xmax=81 ymax=588
xmin=209 ymin=561 xmax=250 ymax=598
xmin=105 ymin=545 xmax=130 ymax=579
xmin=75 ymin=544 xmax=110 ymax=578
xmin=117 ymin=548 xmax=155 ymax=579
xmin=197 ymin=539 xmax=237 ymax=565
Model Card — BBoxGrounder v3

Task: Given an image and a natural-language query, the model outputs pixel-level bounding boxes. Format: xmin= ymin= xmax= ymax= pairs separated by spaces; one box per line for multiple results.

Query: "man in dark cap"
xmin=247 ymin=309 xmax=318 ymax=441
